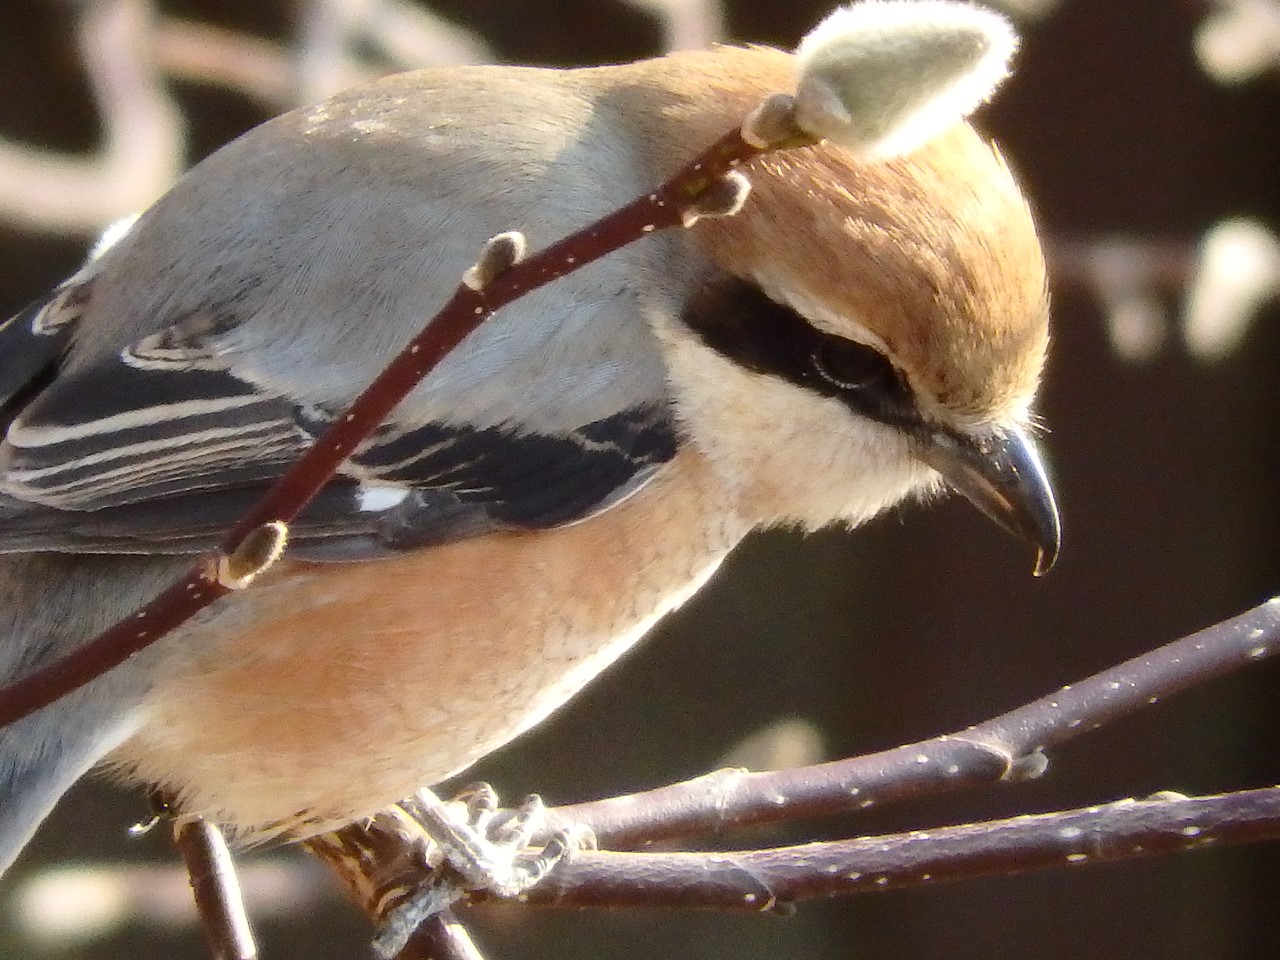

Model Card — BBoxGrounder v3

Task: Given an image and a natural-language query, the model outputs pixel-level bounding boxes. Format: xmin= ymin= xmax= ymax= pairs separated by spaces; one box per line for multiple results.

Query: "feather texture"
xmin=0 ymin=284 xmax=677 ymax=556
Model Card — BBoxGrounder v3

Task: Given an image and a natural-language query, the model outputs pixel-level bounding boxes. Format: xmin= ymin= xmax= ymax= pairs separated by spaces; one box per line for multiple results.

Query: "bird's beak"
xmin=915 ymin=422 xmax=1061 ymax=576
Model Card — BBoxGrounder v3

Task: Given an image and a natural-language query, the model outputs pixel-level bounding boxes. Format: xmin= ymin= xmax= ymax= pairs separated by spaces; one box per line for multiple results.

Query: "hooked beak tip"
xmin=1032 ymin=544 xmax=1056 ymax=578
xmin=917 ymin=422 xmax=1061 ymax=578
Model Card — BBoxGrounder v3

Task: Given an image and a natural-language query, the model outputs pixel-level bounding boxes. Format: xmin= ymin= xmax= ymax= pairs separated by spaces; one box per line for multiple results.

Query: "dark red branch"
xmin=0 ymin=123 xmax=771 ymax=731
xmin=0 ymin=569 xmax=232 ymax=729
xmin=222 ymin=122 xmax=760 ymax=547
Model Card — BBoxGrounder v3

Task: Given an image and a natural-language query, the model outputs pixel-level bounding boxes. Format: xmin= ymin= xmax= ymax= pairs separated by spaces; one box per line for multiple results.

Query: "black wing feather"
xmin=0 ymin=286 xmax=678 ymax=558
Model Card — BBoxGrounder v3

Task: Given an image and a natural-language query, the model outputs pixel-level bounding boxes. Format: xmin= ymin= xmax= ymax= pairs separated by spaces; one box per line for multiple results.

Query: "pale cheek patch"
xmin=661 ymin=331 xmax=931 ymax=532
xmin=793 ymin=0 xmax=1018 ymax=159
xmin=791 ymin=402 xmax=936 ymax=529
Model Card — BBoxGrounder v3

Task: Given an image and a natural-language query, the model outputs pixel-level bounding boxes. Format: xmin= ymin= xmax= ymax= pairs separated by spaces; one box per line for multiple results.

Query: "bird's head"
xmin=637 ymin=3 xmax=1059 ymax=574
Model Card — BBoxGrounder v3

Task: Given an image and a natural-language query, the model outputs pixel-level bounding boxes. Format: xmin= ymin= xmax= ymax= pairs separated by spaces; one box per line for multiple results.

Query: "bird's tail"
xmin=0 ymin=690 xmax=140 ymax=876
xmin=0 ymin=554 xmax=167 ymax=878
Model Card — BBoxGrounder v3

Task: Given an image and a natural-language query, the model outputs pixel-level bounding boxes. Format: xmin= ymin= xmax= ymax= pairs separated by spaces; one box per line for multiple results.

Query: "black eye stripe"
xmin=678 ymin=275 xmax=923 ymax=431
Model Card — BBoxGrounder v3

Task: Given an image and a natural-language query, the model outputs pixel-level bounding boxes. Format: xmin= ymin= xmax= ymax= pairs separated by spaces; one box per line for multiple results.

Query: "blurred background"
xmin=0 ymin=0 xmax=1278 ymax=957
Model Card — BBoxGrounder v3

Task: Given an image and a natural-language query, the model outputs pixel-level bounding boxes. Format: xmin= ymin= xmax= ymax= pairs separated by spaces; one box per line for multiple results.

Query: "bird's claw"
xmin=412 ymin=783 xmax=555 ymax=895
xmin=372 ymin=784 xmax=593 ymax=957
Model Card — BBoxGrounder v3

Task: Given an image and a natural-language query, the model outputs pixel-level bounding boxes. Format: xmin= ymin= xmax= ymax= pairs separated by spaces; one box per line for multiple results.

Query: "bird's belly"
xmin=113 ymin=456 xmax=740 ymax=839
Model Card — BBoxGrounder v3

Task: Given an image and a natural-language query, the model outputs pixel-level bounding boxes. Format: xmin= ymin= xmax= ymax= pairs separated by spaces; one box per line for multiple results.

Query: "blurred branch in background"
xmin=290 ymin=0 xmax=492 ymax=102
xmin=1047 ymin=221 xmax=1280 ymax=362
xmin=1183 ymin=218 xmax=1280 ymax=359
xmin=0 ymin=0 xmax=495 ymax=233
xmin=620 ymin=0 xmax=724 ymax=49
xmin=1194 ymin=0 xmax=1280 ymax=84
xmin=1 ymin=0 xmax=1273 ymax=364
xmin=10 ymin=856 xmax=328 ymax=950
xmin=151 ymin=18 xmax=298 ymax=111
xmin=982 ymin=0 xmax=1064 ymax=21
xmin=0 ymin=0 xmax=719 ymax=235
xmin=0 ymin=0 xmax=183 ymax=232
xmin=153 ymin=0 xmax=494 ymax=112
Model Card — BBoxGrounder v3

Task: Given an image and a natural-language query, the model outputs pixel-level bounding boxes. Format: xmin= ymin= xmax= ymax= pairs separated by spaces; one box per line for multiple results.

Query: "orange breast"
xmin=114 ymin=450 xmax=743 ymax=839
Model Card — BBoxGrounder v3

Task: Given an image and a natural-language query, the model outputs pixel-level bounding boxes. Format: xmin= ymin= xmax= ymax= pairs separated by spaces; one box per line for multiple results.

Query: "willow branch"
xmin=0 ymin=100 xmax=791 ymax=732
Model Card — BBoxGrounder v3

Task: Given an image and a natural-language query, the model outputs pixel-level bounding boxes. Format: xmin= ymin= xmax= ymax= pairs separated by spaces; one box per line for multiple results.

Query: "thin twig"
xmin=170 ymin=814 xmax=257 ymax=960
xmin=0 ymin=106 xmax=786 ymax=732
xmin=312 ymin=598 xmax=1280 ymax=935
xmin=542 ymin=596 xmax=1280 ymax=846
xmin=515 ymin=786 xmax=1280 ymax=910
xmin=393 ymin=911 xmax=486 ymax=960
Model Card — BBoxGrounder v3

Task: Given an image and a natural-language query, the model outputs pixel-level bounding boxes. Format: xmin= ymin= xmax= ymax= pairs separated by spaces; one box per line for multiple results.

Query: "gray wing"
xmin=0 ymin=277 xmax=676 ymax=560
xmin=0 ymin=71 xmax=698 ymax=558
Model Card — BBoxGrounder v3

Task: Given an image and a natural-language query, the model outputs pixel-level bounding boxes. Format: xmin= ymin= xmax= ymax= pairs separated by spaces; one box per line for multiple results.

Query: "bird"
xmin=0 ymin=2 xmax=1059 ymax=879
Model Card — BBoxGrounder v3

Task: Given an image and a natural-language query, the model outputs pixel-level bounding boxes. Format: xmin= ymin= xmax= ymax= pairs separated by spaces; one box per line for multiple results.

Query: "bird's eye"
xmin=810 ymin=336 xmax=899 ymax=393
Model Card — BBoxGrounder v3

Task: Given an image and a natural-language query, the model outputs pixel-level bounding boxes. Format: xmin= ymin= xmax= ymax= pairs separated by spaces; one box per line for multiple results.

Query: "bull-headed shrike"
xmin=0 ymin=0 xmax=1059 ymax=882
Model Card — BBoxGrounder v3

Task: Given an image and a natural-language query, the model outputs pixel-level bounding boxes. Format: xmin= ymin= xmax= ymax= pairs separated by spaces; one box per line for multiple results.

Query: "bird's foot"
xmin=373 ymin=784 xmax=594 ymax=957
xmin=413 ymin=783 xmax=594 ymax=896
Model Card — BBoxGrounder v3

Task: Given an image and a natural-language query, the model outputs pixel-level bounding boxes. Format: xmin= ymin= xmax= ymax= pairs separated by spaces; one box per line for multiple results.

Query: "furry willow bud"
xmin=793 ymin=0 xmax=1018 ymax=158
